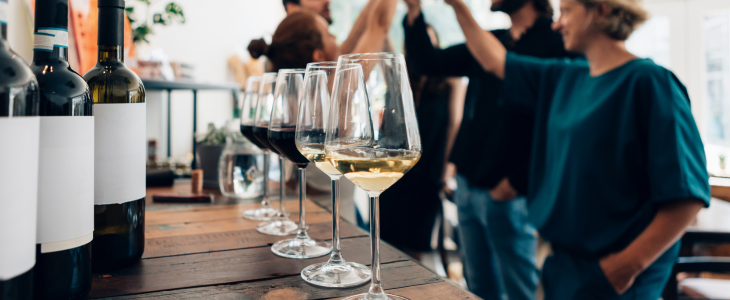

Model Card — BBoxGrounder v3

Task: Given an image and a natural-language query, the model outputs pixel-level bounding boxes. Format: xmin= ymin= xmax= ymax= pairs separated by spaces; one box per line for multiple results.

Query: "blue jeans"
xmin=456 ymin=174 xmax=539 ymax=300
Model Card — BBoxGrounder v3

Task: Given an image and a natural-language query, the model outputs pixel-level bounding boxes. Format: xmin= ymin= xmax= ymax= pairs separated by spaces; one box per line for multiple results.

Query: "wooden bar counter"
xmin=88 ymin=181 xmax=478 ymax=299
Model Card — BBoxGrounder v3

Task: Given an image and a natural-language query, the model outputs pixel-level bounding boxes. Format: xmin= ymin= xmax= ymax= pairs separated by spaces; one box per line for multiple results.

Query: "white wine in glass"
xmin=297 ymin=62 xmax=371 ymax=288
xmin=326 ymin=54 xmax=421 ymax=300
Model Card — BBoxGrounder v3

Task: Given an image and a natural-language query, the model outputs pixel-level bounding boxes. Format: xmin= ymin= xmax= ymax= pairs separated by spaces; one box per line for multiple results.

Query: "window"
xmin=704 ymin=12 xmax=730 ymax=175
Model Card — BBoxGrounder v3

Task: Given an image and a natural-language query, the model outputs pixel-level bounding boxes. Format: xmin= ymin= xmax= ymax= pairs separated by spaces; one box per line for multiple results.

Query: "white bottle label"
xmin=37 ymin=116 xmax=94 ymax=252
xmin=0 ymin=0 xmax=8 ymax=26
xmin=33 ymin=28 xmax=68 ymax=52
xmin=0 ymin=117 xmax=40 ymax=280
xmin=94 ymin=103 xmax=146 ymax=205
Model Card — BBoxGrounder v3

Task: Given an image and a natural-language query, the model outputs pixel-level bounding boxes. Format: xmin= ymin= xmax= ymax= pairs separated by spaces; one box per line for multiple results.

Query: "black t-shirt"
xmin=403 ymin=13 xmax=579 ymax=194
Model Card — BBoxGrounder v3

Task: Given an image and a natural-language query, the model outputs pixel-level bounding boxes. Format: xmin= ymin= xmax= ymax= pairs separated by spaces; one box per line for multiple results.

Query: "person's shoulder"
xmin=627 ymin=59 xmax=668 ymax=74
xmin=625 ymin=59 xmax=682 ymax=86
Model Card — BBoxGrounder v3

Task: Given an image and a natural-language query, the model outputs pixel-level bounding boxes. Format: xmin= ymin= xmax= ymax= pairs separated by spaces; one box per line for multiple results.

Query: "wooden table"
xmin=88 ymin=181 xmax=478 ymax=299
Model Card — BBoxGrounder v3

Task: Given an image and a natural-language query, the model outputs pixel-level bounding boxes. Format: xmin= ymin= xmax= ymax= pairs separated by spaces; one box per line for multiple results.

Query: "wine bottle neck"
xmin=31 ymin=28 xmax=69 ymax=62
xmin=32 ymin=46 xmax=69 ymax=62
xmin=97 ymin=45 xmax=123 ymax=63
xmin=1 ymin=24 xmax=6 ymax=40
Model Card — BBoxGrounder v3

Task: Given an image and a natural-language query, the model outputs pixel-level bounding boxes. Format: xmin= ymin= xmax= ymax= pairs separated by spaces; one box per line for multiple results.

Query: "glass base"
xmin=342 ymin=294 xmax=410 ymax=300
xmin=256 ymin=219 xmax=298 ymax=236
xmin=271 ymin=237 xmax=331 ymax=259
xmin=301 ymin=261 xmax=371 ymax=288
xmin=242 ymin=207 xmax=279 ymax=221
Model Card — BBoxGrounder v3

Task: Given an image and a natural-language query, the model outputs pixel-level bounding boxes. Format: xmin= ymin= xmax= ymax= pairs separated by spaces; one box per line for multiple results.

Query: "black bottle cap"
xmin=98 ymin=0 xmax=125 ymax=8
xmin=97 ymin=0 xmax=125 ymax=47
xmin=34 ymin=0 xmax=69 ymax=31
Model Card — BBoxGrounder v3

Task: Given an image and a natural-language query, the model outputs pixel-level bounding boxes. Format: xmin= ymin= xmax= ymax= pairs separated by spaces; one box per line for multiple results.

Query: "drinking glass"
xmin=240 ymin=75 xmax=278 ymax=221
xmin=252 ymin=73 xmax=298 ymax=235
xmin=269 ymin=68 xmax=332 ymax=259
xmin=297 ymin=62 xmax=371 ymax=287
xmin=326 ymin=54 xmax=421 ymax=300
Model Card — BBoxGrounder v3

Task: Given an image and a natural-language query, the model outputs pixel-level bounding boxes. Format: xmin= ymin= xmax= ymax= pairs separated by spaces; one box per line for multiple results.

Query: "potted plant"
xmin=721 ymin=154 xmax=726 ymax=171
xmin=196 ymin=123 xmax=226 ymax=189
xmin=125 ymin=1 xmax=185 ymax=45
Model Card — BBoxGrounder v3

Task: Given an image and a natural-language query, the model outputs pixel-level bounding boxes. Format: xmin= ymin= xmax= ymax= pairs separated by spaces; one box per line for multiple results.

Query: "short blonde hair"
xmin=571 ymin=0 xmax=649 ymax=40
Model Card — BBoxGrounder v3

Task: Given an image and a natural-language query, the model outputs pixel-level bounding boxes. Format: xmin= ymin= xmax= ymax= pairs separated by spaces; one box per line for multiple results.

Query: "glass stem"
xmin=278 ymin=156 xmax=287 ymax=218
xmin=261 ymin=151 xmax=270 ymax=208
xmin=367 ymin=194 xmax=386 ymax=298
xmin=295 ymin=167 xmax=309 ymax=239
xmin=327 ymin=177 xmax=345 ymax=265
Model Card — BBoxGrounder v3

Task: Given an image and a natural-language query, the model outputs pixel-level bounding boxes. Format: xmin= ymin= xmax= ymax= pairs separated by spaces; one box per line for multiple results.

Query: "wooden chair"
xmin=663 ymin=230 xmax=730 ymax=299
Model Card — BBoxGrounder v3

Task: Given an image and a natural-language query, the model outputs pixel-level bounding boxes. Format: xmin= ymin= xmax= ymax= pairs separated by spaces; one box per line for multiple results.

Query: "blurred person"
xmin=247 ymin=0 xmax=393 ymax=62
xmin=378 ymin=25 xmax=467 ymax=257
xmin=283 ymin=0 xmax=332 ymax=24
xmin=403 ymin=0 xmax=578 ymax=299
xmin=248 ymin=0 xmax=396 ymax=70
xmin=444 ymin=0 xmax=710 ymax=298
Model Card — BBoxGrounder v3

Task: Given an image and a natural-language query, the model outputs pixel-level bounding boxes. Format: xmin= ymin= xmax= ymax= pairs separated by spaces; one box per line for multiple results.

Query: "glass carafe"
xmin=219 ymin=119 xmax=265 ymax=199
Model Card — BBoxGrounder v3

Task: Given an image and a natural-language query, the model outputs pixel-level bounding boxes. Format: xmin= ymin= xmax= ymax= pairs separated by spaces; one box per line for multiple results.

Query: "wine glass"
xmin=326 ymin=53 xmax=421 ymax=300
xmin=269 ymin=68 xmax=332 ymax=259
xmin=240 ymin=75 xmax=278 ymax=221
xmin=297 ymin=62 xmax=371 ymax=287
xmin=253 ymin=72 xmax=298 ymax=235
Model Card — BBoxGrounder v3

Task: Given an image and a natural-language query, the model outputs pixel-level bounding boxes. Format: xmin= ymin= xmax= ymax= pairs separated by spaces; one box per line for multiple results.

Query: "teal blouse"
xmin=503 ymin=53 xmax=710 ymax=257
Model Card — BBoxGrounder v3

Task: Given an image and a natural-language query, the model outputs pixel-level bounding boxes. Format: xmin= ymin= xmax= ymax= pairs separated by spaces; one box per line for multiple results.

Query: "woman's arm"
xmin=442 ymin=77 xmax=466 ymax=183
xmin=340 ymin=0 xmax=380 ymax=54
xmin=350 ymin=0 xmax=398 ymax=54
xmin=445 ymin=0 xmax=507 ymax=78
xmin=599 ymin=200 xmax=703 ymax=294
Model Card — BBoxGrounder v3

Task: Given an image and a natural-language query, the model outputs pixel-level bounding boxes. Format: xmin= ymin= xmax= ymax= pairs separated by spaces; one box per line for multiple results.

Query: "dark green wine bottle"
xmin=83 ymin=0 xmax=146 ymax=271
xmin=0 ymin=0 xmax=40 ymax=298
xmin=29 ymin=0 xmax=93 ymax=298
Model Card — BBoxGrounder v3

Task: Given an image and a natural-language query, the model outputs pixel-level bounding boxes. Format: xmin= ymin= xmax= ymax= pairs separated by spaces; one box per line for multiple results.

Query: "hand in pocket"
xmin=599 ymin=252 xmax=641 ymax=295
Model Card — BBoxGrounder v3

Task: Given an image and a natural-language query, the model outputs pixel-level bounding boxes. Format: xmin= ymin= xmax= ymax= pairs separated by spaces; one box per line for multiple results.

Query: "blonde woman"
xmin=442 ymin=0 xmax=710 ymax=298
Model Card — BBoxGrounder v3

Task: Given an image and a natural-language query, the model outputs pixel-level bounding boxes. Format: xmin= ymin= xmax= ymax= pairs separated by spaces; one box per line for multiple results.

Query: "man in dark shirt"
xmin=404 ymin=0 xmax=578 ymax=299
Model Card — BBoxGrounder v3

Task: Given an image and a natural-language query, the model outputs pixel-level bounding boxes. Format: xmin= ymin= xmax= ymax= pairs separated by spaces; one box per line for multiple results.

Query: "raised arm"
xmin=340 ymin=0 xmax=380 ymax=54
xmin=442 ymin=77 xmax=466 ymax=184
xmin=350 ymin=0 xmax=398 ymax=54
xmin=446 ymin=0 xmax=507 ymax=79
xmin=403 ymin=0 xmax=477 ymax=76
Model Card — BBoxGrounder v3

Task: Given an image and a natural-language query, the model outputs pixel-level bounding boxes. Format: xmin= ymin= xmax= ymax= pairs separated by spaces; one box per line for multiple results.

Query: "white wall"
xmin=130 ymin=0 xmax=286 ymax=161
xmin=6 ymin=0 xmax=34 ymax=63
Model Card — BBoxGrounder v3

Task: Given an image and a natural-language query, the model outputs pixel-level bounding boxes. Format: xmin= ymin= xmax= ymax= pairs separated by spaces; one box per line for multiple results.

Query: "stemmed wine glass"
xmin=269 ymin=68 xmax=332 ymax=259
xmin=252 ymin=72 xmax=298 ymax=235
xmin=240 ymin=75 xmax=278 ymax=220
xmin=297 ymin=62 xmax=371 ymax=287
xmin=326 ymin=53 xmax=421 ymax=300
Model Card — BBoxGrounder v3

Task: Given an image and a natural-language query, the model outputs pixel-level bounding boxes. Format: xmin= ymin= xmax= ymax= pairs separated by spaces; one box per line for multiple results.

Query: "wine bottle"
xmin=0 ymin=0 xmax=41 ymax=298
xmin=83 ymin=0 xmax=146 ymax=271
xmin=29 ymin=0 xmax=93 ymax=298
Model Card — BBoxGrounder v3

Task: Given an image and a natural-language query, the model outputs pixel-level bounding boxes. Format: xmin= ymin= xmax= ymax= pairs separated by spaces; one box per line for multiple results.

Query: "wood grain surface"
xmin=88 ymin=182 xmax=478 ymax=299
xmin=89 ymin=237 xmax=409 ymax=298
xmin=97 ymin=261 xmax=447 ymax=300
xmin=143 ymin=222 xmax=367 ymax=258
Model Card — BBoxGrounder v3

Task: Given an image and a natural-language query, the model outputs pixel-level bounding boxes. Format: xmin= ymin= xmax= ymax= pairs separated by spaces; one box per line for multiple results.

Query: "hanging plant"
xmin=125 ymin=0 xmax=185 ymax=44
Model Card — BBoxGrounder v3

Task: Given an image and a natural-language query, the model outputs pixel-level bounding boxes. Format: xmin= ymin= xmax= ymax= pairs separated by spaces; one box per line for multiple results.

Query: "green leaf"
xmin=133 ymin=24 xmax=153 ymax=44
xmin=165 ymin=3 xmax=185 ymax=23
xmin=153 ymin=13 xmax=168 ymax=25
